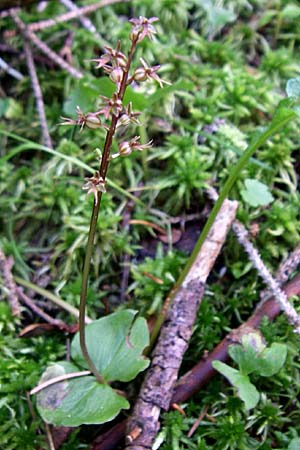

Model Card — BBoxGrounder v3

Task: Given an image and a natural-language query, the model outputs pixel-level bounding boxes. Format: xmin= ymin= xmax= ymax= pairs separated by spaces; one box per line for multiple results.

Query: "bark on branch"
xmin=125 ymin=199 xmax=238 ymax=449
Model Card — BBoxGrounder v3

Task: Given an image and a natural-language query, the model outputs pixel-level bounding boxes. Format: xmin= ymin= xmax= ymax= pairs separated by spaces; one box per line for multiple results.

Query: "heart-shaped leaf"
xmin=255 ymin=343 xmax=287 ymax=377
xmin=241 ymin=179 xmax=274 ymax=207
xmin=36 ymin=310 xmax=149 ymax=426
xmin=36 ymin=362 xmax=129 ymax=426
xmin=71 ymin=309 xmax=149 ymax=382
xmin=213 ymin=360 xmax=259 ymax=410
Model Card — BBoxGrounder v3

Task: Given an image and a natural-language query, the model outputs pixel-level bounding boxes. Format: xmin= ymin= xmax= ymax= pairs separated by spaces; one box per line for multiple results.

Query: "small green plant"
xmin=213 ymin=331 xmax=287 ymax=410
xmin=35 ymin=310 xmax=149 ymax=425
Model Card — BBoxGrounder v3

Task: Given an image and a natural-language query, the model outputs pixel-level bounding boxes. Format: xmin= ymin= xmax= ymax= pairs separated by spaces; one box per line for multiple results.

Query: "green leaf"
xmin=241 ymin=179 xmax=274 ymax=207
xmin=71 ymin=310 xmax=149 ymax=382
xmin=212 ymin=360 xmax=260 ymax=409
xmin=286 ymin=78 xmax=300 ymax=99
xmin=63 ymin=77 xmax=100 ymax=116
xmin=63 ymin=76 xmax=148 ymax=116
xmin=288 ymin=438 xmax=300 ymax=450
xmin=281 ymin=5 xmax=300 ymax=20
xmin=36 ymin=362 xmax=129 ymax=426
xmin=255 ymin=343 xmax=287 ymax=377
xmin=228 ymin=332 xmax=265 ymax=375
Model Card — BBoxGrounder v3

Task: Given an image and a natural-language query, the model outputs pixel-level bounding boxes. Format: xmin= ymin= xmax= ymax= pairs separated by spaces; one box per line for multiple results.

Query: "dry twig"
xmin=0 ymin=55 xmax=24 ymax=79
xmin=60 ymin=0 xmax=104 ymax=43
xmin=206 ymin=187 xmax=300 ymax=330
xmin=10 ymin=11 xmax=84 ymax=79
xmin=23 ymin=41 xmax=53 ymax=148
xmin=260 ymin=245 xmax=300 ymax=301
xmin=0 ymin=249 xmax=21 ymax=316
xmin=5 ymin=0 xmax=129 ymax=37
xmin=232 ymin=220 xmax=300 ymax=330
xmin=125 ymin=199 xmax=238 ymax=449
xmin=16 ymin=287 xmax=65 ymax=328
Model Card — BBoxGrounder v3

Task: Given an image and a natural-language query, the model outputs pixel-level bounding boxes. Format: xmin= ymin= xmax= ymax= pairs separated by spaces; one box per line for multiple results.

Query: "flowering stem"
xmin=78 ymin=36 xmax=139 ymax=383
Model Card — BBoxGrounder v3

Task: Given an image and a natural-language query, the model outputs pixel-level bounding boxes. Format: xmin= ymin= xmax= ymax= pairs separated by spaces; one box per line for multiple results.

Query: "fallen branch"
xmin=23 ymin=41 xmax=53 ymax=148
xmin=60 ymin=0 xmax=104 ymax=44
xmin=260 ymin=245 xmax=300 ymax=301
xmin=0 ymin=55 xmax=24 ymax=79
xmin=10 ymin=11 xmax=84 ymax=79
xmin=232 ymin=220 xmax=300 ymax=330
xmin=16 ymin=287 xmax=66 ymax=328
xmin=89 ymin=271 xmax=300 ymax=450
xmin=125 ymin=199 xmax=238 ymax=449
xmin=4 ymin=0 xmax=129 ymax=37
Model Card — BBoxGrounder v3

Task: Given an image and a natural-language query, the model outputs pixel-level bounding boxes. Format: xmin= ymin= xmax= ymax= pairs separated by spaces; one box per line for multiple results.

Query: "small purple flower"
xmin=91 ymin=44 xmax=127 ymax=69
xmin=60 ymin=106 xmax=106 ymax=131
xmin=98 ymin=93 xmax=123 ymax=120
xmin=133 ymin=58 xmax=171 ymax=88
xmin=82 ymin=171 xmax=106 ymax=204
xmin=129 ymin=16 xmax=159 ymax=42
xmin=111 ymin=136 xmax=153 ymax=159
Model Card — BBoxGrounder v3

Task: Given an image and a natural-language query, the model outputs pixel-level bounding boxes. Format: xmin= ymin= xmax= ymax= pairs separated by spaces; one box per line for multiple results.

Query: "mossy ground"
xmin=0 ymin=1 xmax=300 ymax=449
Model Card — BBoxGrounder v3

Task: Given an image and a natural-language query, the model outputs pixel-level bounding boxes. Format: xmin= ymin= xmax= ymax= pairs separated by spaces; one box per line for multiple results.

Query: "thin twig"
xmin=5 ymin=0 xmax=129 ymax=38
xmin=232 ymin=220 xmax=300 ymax=331
xmin=0 ymin=7 xmax=20 ymax=18
xmin=125 ymin=199 xmax=238 ymax=449
xmin=260 ymin=245 xmax=300 ymax=301
xmin=30 ymin=370 xmax=91 ymax=395
xmin=14 ymin=276 xmax=92 ymax=323
xmin=23 ymin=41 xmax=53 ymax=148
xmin=187 ymin=405 xmax=208 ymax=438
xmin=10 ymin=11 xmax=83 ymax=79
xmin=45 ymin=422 xmax=56 ymax=450
xmin=0 ymin=250 xmax=21 ymax=316
xmin=60 ymin=0 xmax=104 ymax=44
xmin=206 ymin=186 xmax=300 ymax=331
xmin=16 ymin=287 xmax=65 ymax=327
xmin=0 ymin=55 xmax=24 ymax=79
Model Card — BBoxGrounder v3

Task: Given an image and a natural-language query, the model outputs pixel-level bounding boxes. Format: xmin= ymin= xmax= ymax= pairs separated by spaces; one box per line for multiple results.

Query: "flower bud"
xmin=85 ymin=113 xmax=103 ymax=129
xmin=133 ymin=67 xmax=147 ymax=82
xmin=118 ymin=141 xmax=132 ymax=157
xmin=109 ymin=67 xmax=123 ymax=85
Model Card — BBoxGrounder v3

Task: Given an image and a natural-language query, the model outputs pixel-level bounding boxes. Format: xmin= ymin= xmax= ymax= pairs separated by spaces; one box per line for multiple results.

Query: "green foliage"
xmin=240 ymin=179 xmax=274 ymax=207
xmin=213 ymin=332 xmax=287 ymax=409
xmin=1 ymin=0 xmax=300 ymax=447
xmin=36 ymin=310 xmax=149 ymax=426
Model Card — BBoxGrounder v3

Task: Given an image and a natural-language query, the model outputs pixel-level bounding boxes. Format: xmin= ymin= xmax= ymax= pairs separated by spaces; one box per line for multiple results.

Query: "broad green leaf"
xmin=36 ymin=362 xmax=129 ymax=426
xmin=288 ymin=438 xmax=300 ymax=450
xmin=63 ymin=77 xmax=100 ymax=116
xmin=286 ymin=78 xmax=300 ymax=99
xmin=281 ymin=5 xmax=300 ymax=20
xmin=228 ymin=332 xmax=265 ymax=375
xmin=256 ymin=343 xmax=287 ymax=377
xmin=71 ymin=310 xmax=149 ymax=382
xmin=0 ymin=98 xmax=9 ymax=117
xmin=241 ymin=179 xmax=274 ymax=207
xmin=63 ymin=76 xmax=148 ymax=116
xmin=213 ymin=361 xmax=259 ymax=409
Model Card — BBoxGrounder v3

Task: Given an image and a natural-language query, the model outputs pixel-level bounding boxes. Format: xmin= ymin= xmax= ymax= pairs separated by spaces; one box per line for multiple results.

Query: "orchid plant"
xmin=62 ymin=15 xmax=169 ymax=383
xmin=33 ymin=16 xmax=171 ymax=426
